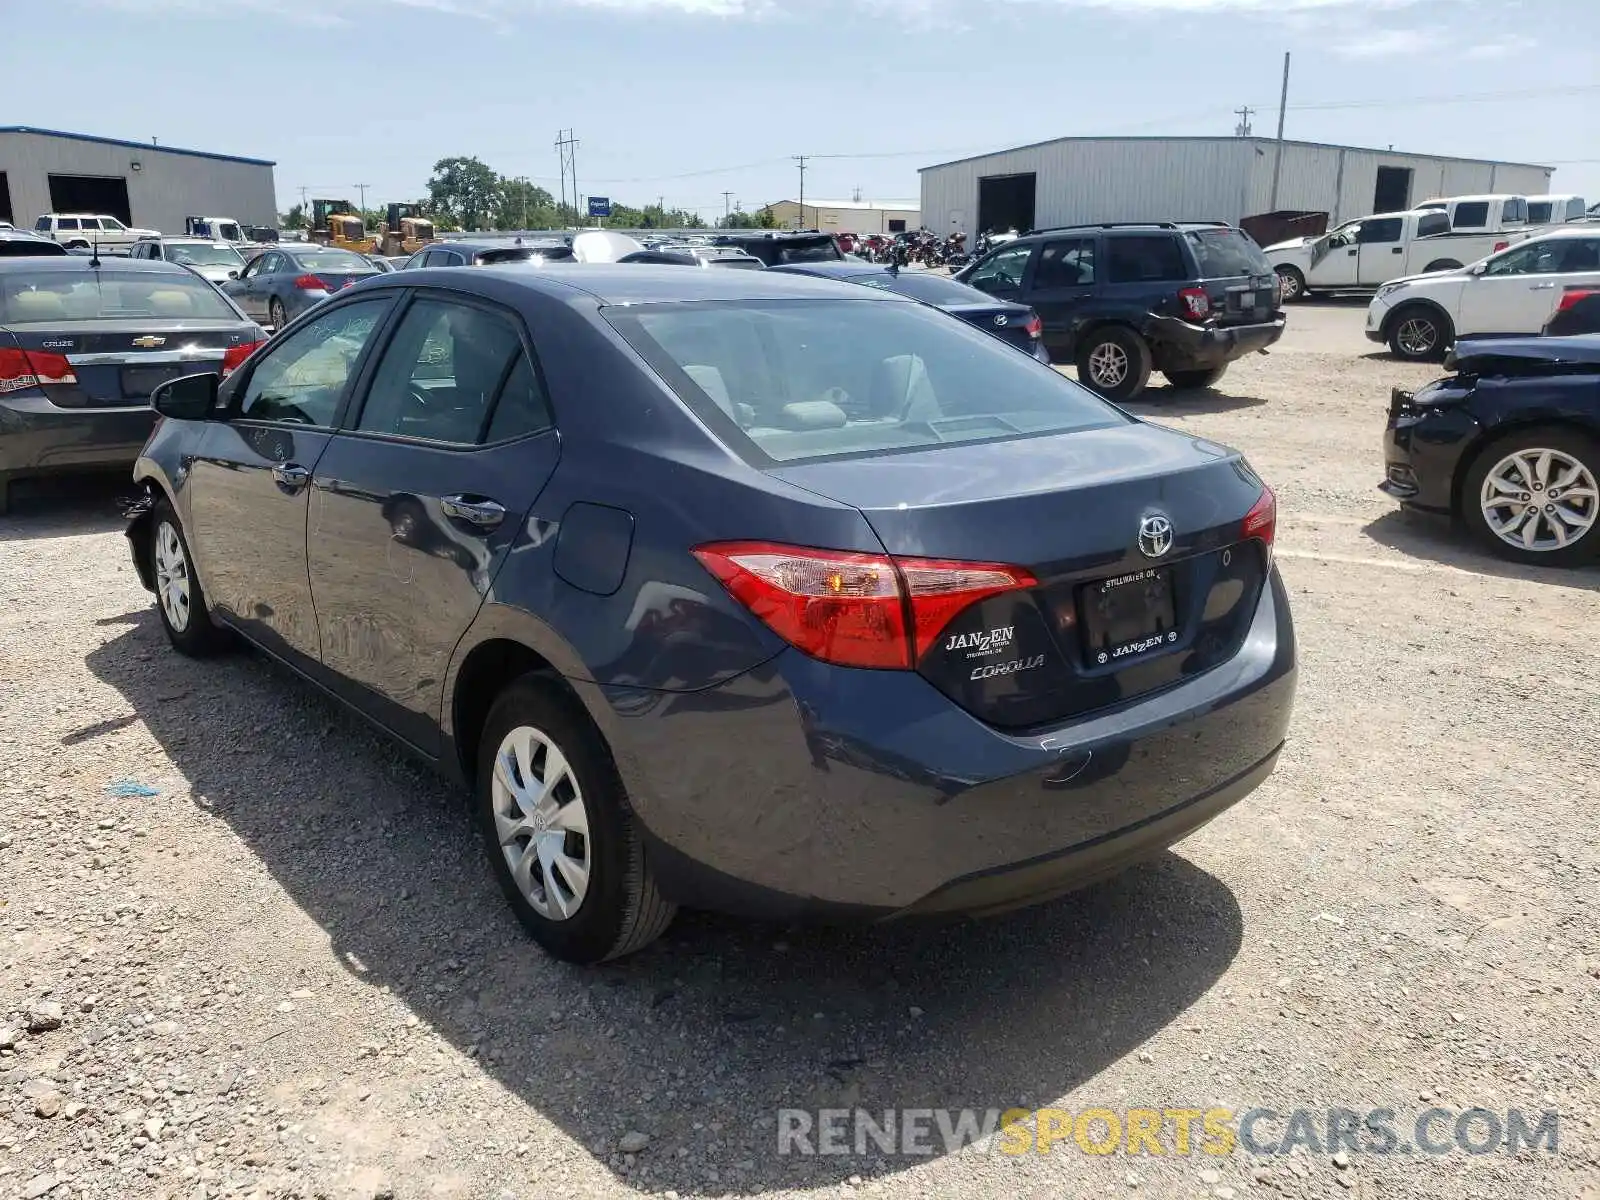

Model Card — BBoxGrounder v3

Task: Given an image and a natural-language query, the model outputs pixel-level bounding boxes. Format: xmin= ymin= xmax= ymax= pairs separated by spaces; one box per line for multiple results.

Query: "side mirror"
xmin=227 ymin=270 xmax=239 ymax=280
xmin=1470 ymin=262 xmax=1489 ymax=276
xmin=151 ymin=372 xmax=220 ymax=420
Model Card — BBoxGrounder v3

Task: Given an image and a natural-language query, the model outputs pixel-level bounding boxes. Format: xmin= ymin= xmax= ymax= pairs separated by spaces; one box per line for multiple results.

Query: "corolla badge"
xmin=1137 ymin=514 xmax=1174 ymax=559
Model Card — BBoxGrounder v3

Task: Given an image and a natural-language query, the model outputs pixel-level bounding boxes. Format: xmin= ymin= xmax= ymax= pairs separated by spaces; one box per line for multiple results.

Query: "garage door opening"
xmin=47 ymin=174 xmax=132 ymax=225
xmin=0 ymin=173 xmax=12 ymax=225
xmin=1373 ymin=166 xmax=1413 ymax=214
xmin=978 ymin=173 xmax=1036 ymax=237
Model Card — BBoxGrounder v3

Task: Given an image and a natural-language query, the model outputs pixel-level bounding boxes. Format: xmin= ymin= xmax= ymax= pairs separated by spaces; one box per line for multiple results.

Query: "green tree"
xmin=719 ymin=206 xmax=762 ymax=229
xmin=756 ymin=205 xmax=779 ymax=229
xmin=426 ymin=156 xmax=502 ymax=231
xmin=281 ymin=203 xmax=307 ymax=231
xmin=495 ymin=178 xmax=557 ymax=230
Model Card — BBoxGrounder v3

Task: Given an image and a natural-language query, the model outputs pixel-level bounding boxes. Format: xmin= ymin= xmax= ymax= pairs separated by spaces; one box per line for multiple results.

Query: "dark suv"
xmin=710 ymin=230 xmax=842 ymax=267
xmin=955 ymin=222 xmax=1285 ymax=400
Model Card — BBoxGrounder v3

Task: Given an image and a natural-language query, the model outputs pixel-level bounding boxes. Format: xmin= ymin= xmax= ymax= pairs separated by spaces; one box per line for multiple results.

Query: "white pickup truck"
xmin=1267 ymin=208 xmax=1527 ymax=301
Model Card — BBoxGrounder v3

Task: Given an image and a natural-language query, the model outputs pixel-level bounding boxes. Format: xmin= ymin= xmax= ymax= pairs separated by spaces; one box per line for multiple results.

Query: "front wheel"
xmin=1163 ymin=365 xmax=1227 ymax=390
xmin=1275 ymin=266 xmax=1307 ymax=303
xmin=1387 ymin=305 xmax=1452 ymax=362
xmin=1462 ymin=428 xmax=1600 ymax=567
xmin=476 ymin=677 xmax=676 ymax=964
xmin=149 ymin=501 xmax=230 ymax=656
xmin=1075 ymin=327 xmax=1152 ymax=401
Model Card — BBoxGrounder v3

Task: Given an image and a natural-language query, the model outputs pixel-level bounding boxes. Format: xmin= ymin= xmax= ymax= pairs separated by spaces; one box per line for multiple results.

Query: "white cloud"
xmin=1330 ymin=26 xmax=1434 ymax=57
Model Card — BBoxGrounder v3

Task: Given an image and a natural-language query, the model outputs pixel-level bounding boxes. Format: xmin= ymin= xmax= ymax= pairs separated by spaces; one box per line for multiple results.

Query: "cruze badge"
xmin=1137 ymin=514 xmax=1174 ymax=559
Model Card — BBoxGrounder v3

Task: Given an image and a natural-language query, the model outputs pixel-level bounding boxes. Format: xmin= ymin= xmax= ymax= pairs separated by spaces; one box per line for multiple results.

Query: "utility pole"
xmin=555 ymin=129 xmax=579 ymax=224
xmin=1269 ymin=52 xmax=1291 ymax=211
xmin=354 ymin=183 xmax=370 ymax=212
xmin=1233 ymin=106 xmax=1255 ymax=137
xmin=298 ymin=186 xmax=309 ymax=211
xmin=793 ymin=155 xmax=808 ymax=229
xmin=722 ymin=191 xmax=734 ymax=224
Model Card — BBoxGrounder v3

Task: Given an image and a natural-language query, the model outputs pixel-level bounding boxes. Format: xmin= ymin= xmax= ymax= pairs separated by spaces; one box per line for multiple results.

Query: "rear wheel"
xmin=1275 ymin=266 xmax=1307 ymax=303
xmin=476 ymin=677 xmax=675 ymax=964
xmin=1076 ymin=327 xmax=1152 ymax=401
xmin=149 ymin=501 xmax=230 ymax=656
xmin=1163 ymin=365 xmax=1227 ymax=390
xmin=268 ymin=298 xmax=288 ymax=331
xmin=1387 ymin=305 xmax=1451 ymax=362
xmin=1462 ymin=427 xmax=1600 ymax=567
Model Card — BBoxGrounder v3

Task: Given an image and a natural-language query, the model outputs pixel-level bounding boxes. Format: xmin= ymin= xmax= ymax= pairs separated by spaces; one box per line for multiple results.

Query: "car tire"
xmin=475 ymin=676 xmax=676 ymax=964
xmin=1423 ymin=260 xmax=1463 ymax=274
xmin=1076 ymin=327 xmax=1152 ymax=401
xmin=149 ymin=501 xmax=230 ymax=656
xmin=1461 ymin=426 xmax=1600 ymax=568
xmin=268 ymin=298 xmax=288 ymax=331
xmin=1387 ymin=305 xmax=1452 ymax=362
xmin=1163 ymin=366 xmax=1228 ymax=390
xmin=1275 ymin=266 xmax=1307 ymax=303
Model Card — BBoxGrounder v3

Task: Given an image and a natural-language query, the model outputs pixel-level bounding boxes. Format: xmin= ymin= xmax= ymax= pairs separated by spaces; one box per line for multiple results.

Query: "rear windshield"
xmin=873 ymin=271 xmax=993 ymax=305
xmin=294 ymin=249 xmax=372 ymax=271
xmin=1185 ymin=229 xmax=1271 ymax=278
xmin=606 ymin=299 xmax=1125 ymax=464
xmin=0 ymin=240 xmax=68 ymax=258
xmin=1527 ymin=201 xmax=1553 ymax=225
xmin=774 ymin=240 xmax=843 ymax=264
xmin=0 ymin=270 xmax=238 ymax=324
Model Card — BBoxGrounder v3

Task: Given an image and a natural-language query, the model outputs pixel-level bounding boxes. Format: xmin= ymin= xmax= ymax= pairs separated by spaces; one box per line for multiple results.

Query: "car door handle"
xmin=1348 ymin=248 xmax=1358 ymax=256
xmin=441 ymin=495 xmax=506 ymax=528
xmin=272 ymin=462 xmax=311 ymax=492
xmin=1392 ymin=247 xmax=1403 ymax=254
xmin=1529 ymin=282 xmax=1557 ymax=290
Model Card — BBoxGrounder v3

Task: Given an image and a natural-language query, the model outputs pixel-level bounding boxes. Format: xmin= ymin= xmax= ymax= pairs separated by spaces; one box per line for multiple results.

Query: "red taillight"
xmin=1242 ymin=486 xmax=1277 ymax=564
xmin=292 ymin=274 xmax=328 ymax=291
xmin=1557 ymin=287 xmax=1600 ymax=313
xmin=1023 ymin=315 xmax=1043 ymax=338
xmin=0 ymin=347 xmax=76 ymax=393
xmin=221 ymin=339 xmax=266 ymax=377
xmin=1492 ymin=241 xmax=1509 ymax=253
xmin=1178 ymin=286 xmax=1210 ymax=321
xmin=692 ymin=541 xmax=1037 ymax=670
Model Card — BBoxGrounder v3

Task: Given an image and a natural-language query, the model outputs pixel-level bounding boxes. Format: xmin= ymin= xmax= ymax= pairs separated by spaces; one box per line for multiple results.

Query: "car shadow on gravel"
xmin=1126 ymin=389 xmax=1271 ymax=417
xmin=86 ymin=610 xmax=1245 ymax=1196
xmin=0 ymin=474 xmax=132 ymax=542
xmin=1363 ymin=508 xmax=1600 ymax=590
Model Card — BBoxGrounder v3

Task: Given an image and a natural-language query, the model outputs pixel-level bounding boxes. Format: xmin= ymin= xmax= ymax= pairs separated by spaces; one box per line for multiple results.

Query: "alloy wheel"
xmin=1395 ymin=317 xmax=1438 ymax=357
xmin=1278 ymin=270 xmax=1302 ymax=301
xmin=490 ymin=725 xmax=592 ymax=921
xmin=153 ymin=520 xmax=191 ymax=632
xmin=1088 ymin=342 xmax=1129 ymax=388
xmin=1479 ymin=447 xmax=1599 ymax=553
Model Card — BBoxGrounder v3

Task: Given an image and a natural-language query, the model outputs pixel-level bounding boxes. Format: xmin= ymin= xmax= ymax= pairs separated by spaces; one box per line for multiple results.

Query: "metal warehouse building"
xmin=764 ymin=198 xmax=922 ymax=235
xmin=0 ymin=126 xmax=277 ymax=235
xmin=920 ymin=136 xmax=1554 ymax=239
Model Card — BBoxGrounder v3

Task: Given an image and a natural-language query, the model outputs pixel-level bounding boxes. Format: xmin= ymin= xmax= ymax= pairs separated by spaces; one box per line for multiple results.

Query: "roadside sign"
xmin=588 ymin=197 xmax=612 ymax=218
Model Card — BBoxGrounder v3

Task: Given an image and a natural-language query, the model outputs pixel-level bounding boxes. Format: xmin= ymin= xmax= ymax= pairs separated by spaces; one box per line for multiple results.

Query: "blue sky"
xmin=24 ymin=0 xmax=1600 ymax=221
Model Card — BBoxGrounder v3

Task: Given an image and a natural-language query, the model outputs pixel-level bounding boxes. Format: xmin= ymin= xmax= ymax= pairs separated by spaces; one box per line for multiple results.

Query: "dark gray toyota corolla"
xmin=126 ymin=264 xmax=1297 ymax=964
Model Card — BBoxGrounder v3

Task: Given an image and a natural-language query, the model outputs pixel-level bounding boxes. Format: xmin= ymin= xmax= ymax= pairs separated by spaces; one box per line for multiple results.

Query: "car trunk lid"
xmin=769 ymin=423 xmax=1274 ymax=728
xmin=2 ymin=320 xmax=253 ymax=407
xmin=943 ymin=301 xmax=1039 ymax=353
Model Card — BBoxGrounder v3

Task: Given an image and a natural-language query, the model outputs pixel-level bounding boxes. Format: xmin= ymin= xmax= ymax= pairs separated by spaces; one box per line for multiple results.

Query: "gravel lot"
xmin=1 ymin=302 xmax=1596 ymax=1200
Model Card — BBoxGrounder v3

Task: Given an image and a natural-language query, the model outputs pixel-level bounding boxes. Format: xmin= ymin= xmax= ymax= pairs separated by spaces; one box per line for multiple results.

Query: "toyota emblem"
xmin=1137 ymin=514 xmax=1174 ymax=559
xmin=993 ymin=314 xmax=1009 ymax=327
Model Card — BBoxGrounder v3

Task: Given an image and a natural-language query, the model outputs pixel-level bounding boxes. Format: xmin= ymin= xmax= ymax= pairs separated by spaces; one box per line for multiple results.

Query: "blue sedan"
xmin=126 ymin=264 xmax=1295 ymax=963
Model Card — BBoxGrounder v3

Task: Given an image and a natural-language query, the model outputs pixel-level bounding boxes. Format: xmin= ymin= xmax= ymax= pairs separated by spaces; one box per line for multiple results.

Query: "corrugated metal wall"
xmin=0 ymin=132 xmax=277 ymax=234
xmin=922 ymin=138 xmax=1556 ymax=239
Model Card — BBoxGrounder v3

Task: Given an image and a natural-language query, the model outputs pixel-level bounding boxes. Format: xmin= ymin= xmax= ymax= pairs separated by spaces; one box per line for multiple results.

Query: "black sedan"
xmin=769 ymin=261 xmax=1049 ymax=361
xmin=126 ymin=265 xmax=1294 ymax=963
xmin=1381 ymin=335 xmax=1600 ymax=566
xmin=0 ymin=256 xmax=265 ymax=514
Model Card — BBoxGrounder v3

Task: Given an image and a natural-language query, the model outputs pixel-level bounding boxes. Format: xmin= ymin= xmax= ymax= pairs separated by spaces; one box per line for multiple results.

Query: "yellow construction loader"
xmin=380 ymin=204 xmax=438 ymax=256
xmin=310 ymin=199 xmax=378 ymax=255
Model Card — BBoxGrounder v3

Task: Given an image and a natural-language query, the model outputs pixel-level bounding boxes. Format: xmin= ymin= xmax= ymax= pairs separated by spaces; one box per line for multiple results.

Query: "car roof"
xmin=142 ymin=235 xmax=235 ymax=245
xmin=0 ymin=254 xmax=193 ymax=274
xmin=406 ymin=263 xmax=913 ymax=306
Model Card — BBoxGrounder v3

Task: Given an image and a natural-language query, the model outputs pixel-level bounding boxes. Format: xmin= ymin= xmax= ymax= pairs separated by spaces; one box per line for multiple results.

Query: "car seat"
xmin=870 ymin=354 xmax=941 ymax=424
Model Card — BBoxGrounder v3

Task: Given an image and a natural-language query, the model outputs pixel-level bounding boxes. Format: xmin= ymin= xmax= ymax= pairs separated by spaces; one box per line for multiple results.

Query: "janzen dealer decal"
xmin=945 ymin=626 xmax=1015 ymax=660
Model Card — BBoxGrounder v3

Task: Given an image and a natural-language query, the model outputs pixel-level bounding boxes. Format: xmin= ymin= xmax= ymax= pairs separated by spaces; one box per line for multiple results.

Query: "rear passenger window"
xmin=1106 ymin=236 xmax=1186 ymax=284
xmin=1033 ymin=238 xmax=1096 ymax=288
xmin=1453 ymin=202 xmax=1490 ymax=229
xmin=357 ymin=298 xmax=537 ymax=444
xmin=57 ymin=218 xmax=79 ymax=232
xmin=485 ymin=354 xmax=553 ymax=442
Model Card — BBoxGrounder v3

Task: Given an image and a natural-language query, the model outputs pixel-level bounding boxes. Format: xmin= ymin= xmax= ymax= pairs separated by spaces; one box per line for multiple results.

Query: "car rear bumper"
xmin=1147 ymin=314 xmax=1286 ymax=369
xmin=1380 ymin=388 xmax=1477 ymax=514
xmin=602 ymin=566 xmax=1297 ymax=921
xmin=0 ymin=391 xmax=155 ymax=480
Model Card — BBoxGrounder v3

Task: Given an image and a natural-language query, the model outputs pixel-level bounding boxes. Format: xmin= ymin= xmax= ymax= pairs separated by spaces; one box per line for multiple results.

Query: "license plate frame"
xmin=1078 ymin=566 xmax=1179 ymax=666
xmin=120 ymin=363 xmax=187 ymax=399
